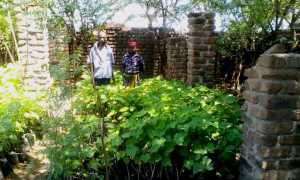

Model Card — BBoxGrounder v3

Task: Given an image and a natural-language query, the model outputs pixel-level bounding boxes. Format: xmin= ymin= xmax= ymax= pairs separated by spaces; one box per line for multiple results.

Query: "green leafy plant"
xmin=0 ymin=63 xmax=44 ymax=156
xmin=46 ymin=71 xmax=241 ymax=179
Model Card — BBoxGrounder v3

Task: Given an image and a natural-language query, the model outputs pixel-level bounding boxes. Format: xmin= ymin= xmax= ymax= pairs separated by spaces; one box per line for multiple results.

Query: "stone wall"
xmin=187 ymin=12 xmax=216 ymax=86
xmin=15 ymin=2 xmax=51 ymax=97
xmin=165 ymin=36 xmax=187 ymax=81
xmin=240 ymin=50 xmax=300 ymax=179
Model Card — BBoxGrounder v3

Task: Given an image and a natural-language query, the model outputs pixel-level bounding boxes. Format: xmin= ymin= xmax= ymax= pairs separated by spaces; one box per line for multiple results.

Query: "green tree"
xmin=192 ymin=0 xmax=300 ymax=91
xmin=0 ymin=0 xmax=18 ymax=63
xmin=136 ymin=0 xmax=160 ymax=28
xmin=193 ymin=0 xmax=300 ymax=37
xmin=38 ymin=0 xmax=125 ymax=42
xmin=136 ymin=0 xmax=196 ymax=28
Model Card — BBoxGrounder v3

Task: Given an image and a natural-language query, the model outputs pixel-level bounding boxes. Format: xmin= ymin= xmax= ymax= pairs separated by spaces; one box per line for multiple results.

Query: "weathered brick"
xmin=290 ymin=168 xmax=300 ymax=179
xmin=261 ymin=160 xmax=278 ymax=170
xmin=187 ymin=31 xmax=213 ymax=37
xmin=264 ymin=44 xmax=287 ymax=54
xmin=188 ymin=12 xmax=214 ymax=18
xmin=187 ymin=50 xmax=201 ymax=57
xmin=188 ymin=17 xmax=206 ymax=25
xmin=257 ymin=54 xmax=285 ymax=68
xmin=257 ymin=145 xmax=292 ymax=158
xmin=247 ymin=153 xmax=264 ymax=169
xmin=239 ymin=170 xmax=254 ymax=180
xmin=240 ymin=144 xmax=249 ymax=157
xmin=203 ymin=64 xmax=215 ymax=71
xmin=256 ymin=66 xmax=300 ymax=81
xmin=252 ymin=131 xmax=278 ymax=146
xmin=282 ymin=81 xmax=300 ymax=95
xmin=286 ymin=55 xmax=300 ymax=68
xmin=262 ymin=170 xmax=278 ymax=180
xmin=293 ymin=146 xmax=300 ymax=157
xmin=244 ymin=68 xmax=260 ymax=79
xmin=240 ymin=157 xmax=254 ymax=175
xmin=188 ymin=57 xmax=206 ymax=64
xmin=293 ymin=122 xmax=300 ymax=134
xmin=260 ymin=81 xmax=285 ymax=94
xmin=188 ymin=24 xmax=214 ymax=30
xmin=247 ymin=103 xmax=295 ymax=121
xmin=187 ymin=43 xmax=210 ymax=51
xmin=258 ymin=94 xmax=299 ymax=109
xmin=279 ymin=135 xmax=300 ymax=145
xmin=255 ymin=119 xmax=293 ymax=135
xmin=247 ymin=79 xmax=283 ymax=94
xmin=279 ymin=158 xmax=300 ymax=169
xmin=207 ymin=37 xmax=215 ymax=44
xmin=243 ymin=113 xmax=255 ymax=128
xmin=257 ymin=54 xmax=300 ymax=69
xmin=243 ymin=91 xmax=259 ymax=104
xmin=203 ymin=51 xmax=216 ymax=58
xmin=262 ymin=170 xmax=290 ymax=180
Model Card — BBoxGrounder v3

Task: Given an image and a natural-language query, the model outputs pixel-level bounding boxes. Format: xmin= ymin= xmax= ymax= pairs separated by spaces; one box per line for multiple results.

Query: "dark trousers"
xmin=94 ymin=78 xmax=110 ymax=86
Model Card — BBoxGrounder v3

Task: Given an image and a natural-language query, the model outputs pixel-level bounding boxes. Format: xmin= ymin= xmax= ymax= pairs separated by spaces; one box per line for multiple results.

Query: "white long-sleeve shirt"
xmin=88 ymin=42 xmax=115 ymax=79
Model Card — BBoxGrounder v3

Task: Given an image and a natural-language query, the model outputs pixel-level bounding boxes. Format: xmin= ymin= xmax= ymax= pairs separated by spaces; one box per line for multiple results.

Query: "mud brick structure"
xmin=187 ymin=12 xmax=216 ymax=86
xmin=15 ymin=2 xmax=51 ymax=97
xmin=240 ymin=47 xmax=300 ymax=180
xmin=165 ymin=36 xmax=188 ymax=81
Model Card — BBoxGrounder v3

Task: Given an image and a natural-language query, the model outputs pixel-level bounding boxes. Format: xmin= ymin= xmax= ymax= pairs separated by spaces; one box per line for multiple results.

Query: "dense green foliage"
xmin=193 ymin=0 xmax=300 ymax=91
xmin=135 ymin=0 xmax=196 ymax=28
xmin=45 ymin=72 xmax=241 ymax=179
xmin=0 ymin=63 xmax=44 ymax=156
xmin=0 ymin=0 xmax=17 ymax=63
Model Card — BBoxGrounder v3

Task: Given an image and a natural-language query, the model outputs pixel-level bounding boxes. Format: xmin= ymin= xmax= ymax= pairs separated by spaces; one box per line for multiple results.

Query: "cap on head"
xmin=127 ymin=39 xmax=139 ymax=49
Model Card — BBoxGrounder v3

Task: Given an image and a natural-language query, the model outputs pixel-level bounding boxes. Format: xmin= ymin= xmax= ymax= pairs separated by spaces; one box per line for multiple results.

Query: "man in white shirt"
xmin=88 ymin=31 xmax=115 ymax=86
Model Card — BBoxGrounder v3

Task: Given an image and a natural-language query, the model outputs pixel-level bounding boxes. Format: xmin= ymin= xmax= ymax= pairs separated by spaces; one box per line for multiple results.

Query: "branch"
xmin=290 ymin=11 xmax=300 ymax=29
xmin=0 ymin=33 xmax=15 ymax=63
xmin=6 ymin=5 xmax=19 ymax=61
xmin=278 ymin=0 xmax=296 ymax=30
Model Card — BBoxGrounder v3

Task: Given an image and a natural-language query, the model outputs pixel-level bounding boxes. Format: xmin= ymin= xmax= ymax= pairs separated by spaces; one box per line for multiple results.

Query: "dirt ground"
xmin=5 ymin=141 xmax=49 ymax=180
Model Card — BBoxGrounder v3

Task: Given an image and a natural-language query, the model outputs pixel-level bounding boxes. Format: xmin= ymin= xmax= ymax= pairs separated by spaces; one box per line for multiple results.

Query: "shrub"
xmin=46 ymin=72 xmax=241 ymax=179
xmin=0 ymin=63 xmax=44 ymax=156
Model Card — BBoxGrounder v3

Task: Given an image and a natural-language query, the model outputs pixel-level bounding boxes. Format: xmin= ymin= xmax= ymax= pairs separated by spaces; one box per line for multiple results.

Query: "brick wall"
xmin=47 ymin=15 xmax=217 ymax=84
xmin=187 ymin=12 xmax=216 ymax=86
xmin=165 ymin=36 xmax=187 ymax=81
xmin=114 ymin=28 xmax=156 ymax=76
xmin=240 ymin=48 xmax=300 ymax=179
xmin=103 ymin=27 xmax=175 ymax=77
xmin=15 ymin=2 xmax=51 ymax=97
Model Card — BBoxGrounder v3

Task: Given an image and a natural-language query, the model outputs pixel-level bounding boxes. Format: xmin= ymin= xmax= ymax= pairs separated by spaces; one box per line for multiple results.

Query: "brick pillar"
xmin=15 ymin=2 xmax=51 ymax=97
xmin=187 ymin=12 xmax=216 ymax=86
xmin=240 ymin=52 xmax=300 ymax=179
xmin=165 ymin=36 xmax=187 ymax=81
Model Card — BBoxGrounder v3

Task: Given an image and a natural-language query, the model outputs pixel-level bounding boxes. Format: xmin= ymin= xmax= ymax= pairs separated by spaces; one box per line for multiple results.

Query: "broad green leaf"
xmin=126 ymin=144 xmax=139 ymax=157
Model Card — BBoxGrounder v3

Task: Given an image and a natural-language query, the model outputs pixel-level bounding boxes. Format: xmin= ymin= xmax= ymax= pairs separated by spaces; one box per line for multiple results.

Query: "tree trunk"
xmin=7 ymin=8 xmax=19 ymax=61
xmin=145 ymin=10 xmax=153 ymax=28
xmin=0 ymin=33 xmax=15 ymax=63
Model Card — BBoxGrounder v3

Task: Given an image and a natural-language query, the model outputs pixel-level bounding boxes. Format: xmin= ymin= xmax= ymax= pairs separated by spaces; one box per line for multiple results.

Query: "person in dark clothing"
xmin=121 ymin=40 xmax=144 ymax=88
